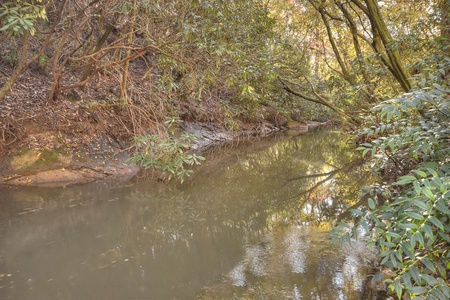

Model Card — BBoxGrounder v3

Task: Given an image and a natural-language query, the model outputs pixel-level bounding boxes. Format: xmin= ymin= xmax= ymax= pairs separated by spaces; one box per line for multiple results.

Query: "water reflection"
xmin=199 ymin=226 xmax=371 ymax=299
xmin=0 ymin=127 xmax=377 ymax=299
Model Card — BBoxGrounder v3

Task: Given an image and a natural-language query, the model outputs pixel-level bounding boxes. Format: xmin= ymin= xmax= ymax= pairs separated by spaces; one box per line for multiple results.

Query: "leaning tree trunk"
xmin=439 ymin=0 xmax=450 ymax=56
xmin=364 ymin=0 xmax=412 ymax=92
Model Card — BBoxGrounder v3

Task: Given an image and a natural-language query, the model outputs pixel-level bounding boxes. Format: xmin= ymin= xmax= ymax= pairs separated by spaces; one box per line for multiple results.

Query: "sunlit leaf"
xmin=395 ymin=175 xmax=417 ymax=185
xmin=368 ymin=198 xmax=376 ymax=210
xmin=412 ymin=170 xmax=427 ymax=178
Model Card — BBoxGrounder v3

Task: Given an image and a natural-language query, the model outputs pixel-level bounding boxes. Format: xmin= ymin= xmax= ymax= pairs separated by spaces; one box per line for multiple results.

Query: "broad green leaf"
xmin=426 ymin=167 xmax=439 ymax=177
xmin=381 ymin=241 xmax=397 ymax=248
xmin=401 ymin=272 xmax=412 ymax=289
xmin=332 ymin=226 xmax=344 ymax=233
xmin=427 ymin=215 xmax=444 ymax=230
xmin=409 ymin=266 xmax=421 ymax=284
xmin=413 ymin=170 xmax=428 ymax=178
xmin=345 ymin=232 xmax=351 ymax=245
xmin=438 ymin=231 xmax=450 ymax=243
xmin=368 ymin=198 xmax=376 ymax=210
xmin=360 ymin=220 xmax=369 ymax=233
xmin=369 ymin=213 xmax=380 ymax=224
xmin=371 ymin=146 xmax=377 ymax=156
xmin=337 ymin=222 xmax=350 ymax=229
xmin=421 ymin=274 xmax=437 ymax=285
xmin=442 ymin=284 xmax=450 ymax=297
xmin=409 ymin=286 xmax=427 ymax=294
xmin=386 ymin=231 xmax=402 ymax=239
xmin=415 ymin=231 xmax=425 ymax=247
xmin=380 ymin=249 xmax=392 ymax=257
xmin=410 ymin=234 xmax=417 ymax=248
xmin=349 ymin=208 xmax=364 ymax=216
xmin=435 ymin=199 xmax=450 ymax=215
xmin=405 ymin=211 xmax=424 ymax=220
xmin=422 ymin=187 xmax=435 ymax=199
xmin=420 ymin=257 xmax=436 ymax=273
xmin=411 ymin=199 xmax=429 ymax=210
xmin=421 ymin=224 xmax=433 ymax=239
xmin=395 ymin=279 xmax=403 ymax=299
xmin=430 ymin=289 xmax=447 ymax=300
xmin=413 ymin=182 xmax=422 ymax=195
xmin=362 ymin=148 xmax=370 ymax=157
xmin=398 ymin=222 xmax=418 ymax=229
xmin=352 ymin=227 xmax=358 ymax=240
xmin=400 ymin=243 xmax=416 ymax=259
xmin=396 ymin=175 xmax=417 ymax=185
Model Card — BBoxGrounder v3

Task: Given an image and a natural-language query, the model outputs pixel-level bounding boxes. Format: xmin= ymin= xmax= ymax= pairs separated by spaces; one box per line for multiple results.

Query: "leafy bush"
xmin=130 ymin=131 xmax=205 ymax=183
xmin=0 ymin=1 xmax=46 ymax=35
xmin=331 ymin=58 xmax=450 ymax=299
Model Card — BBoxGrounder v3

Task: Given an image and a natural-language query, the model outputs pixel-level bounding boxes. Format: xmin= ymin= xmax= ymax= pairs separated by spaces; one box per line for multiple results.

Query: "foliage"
xmin=0 ymin=0 xmax=291 ymax=130
xmin=1 ymin=0 xmax=443 ymax=126
xmin=130 ymin=126 xmax=205 ymax=183
xmin=331 ymin=58 xmax=450 ymax=299
xmin=267 ymin=0 xmax=448 ymax=124
xmin=182 ymin=0 xmax=281 ymax=120
xmin=0 ymin=0 xmax=47 ymax=35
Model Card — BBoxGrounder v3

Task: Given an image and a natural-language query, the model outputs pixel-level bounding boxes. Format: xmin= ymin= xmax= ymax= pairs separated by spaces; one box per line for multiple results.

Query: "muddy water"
xmin=0 ymin=128 xmax=377 ymax=299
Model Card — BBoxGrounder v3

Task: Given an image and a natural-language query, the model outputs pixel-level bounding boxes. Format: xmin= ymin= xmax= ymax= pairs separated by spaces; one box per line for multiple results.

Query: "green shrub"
xmin=331 ymin=58 xmax=450 ymax=299
xmin=130 ymin=132 xmax=205 ymax=183
xmin=0 ymin=1 xmax=47 ymax=36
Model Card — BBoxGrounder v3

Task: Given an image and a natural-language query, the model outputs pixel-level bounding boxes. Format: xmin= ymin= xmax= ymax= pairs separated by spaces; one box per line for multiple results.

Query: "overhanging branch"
xmin=278 ymin=77 xmax=361 ymax=125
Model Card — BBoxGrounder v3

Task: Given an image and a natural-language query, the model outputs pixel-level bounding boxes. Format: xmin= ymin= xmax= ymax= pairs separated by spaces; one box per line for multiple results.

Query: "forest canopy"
xmin=0 ymin=0 xmax=448 ymax=128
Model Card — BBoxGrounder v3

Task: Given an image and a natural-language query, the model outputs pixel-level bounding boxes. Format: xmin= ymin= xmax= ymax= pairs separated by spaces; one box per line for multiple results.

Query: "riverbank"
xmin=0 ymin=117 xmax=329 ymax=187
xmin=0 ymin=35 xmax=330 ymax=187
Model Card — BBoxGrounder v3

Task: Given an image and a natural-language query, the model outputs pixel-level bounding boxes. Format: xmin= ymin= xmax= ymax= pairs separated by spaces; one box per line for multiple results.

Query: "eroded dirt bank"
xmin=0 ymin=132 xmax=139 ymax=187
xmin=0 ymin=122 xmax=268 ymax=187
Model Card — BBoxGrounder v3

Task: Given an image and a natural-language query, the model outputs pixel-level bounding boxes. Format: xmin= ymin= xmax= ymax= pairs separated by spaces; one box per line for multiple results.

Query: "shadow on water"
xmin=0 ymin=127 xmax=378 ymax=299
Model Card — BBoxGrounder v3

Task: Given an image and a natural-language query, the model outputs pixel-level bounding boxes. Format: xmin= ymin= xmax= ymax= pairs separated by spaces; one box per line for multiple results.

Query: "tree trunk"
xmin=336 ymin=2 xmax=371 ymax=86
xmin=439 ymin=0 xmax=450 ymax=56
xmin=80 ymin=23 xmax=115 ymax=89
xmin=308 ymin=0 xmax=357 ymax=86
xmin=364 ymin=0 xmax=411 ymax=91
xmin=121 ymin=1 xmax=137 ymax=100
xmin=0 ymin=34 xmax=30 ymax=101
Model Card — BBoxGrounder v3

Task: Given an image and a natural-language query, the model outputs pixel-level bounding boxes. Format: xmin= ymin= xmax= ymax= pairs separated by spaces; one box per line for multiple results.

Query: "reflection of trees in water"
xmin=278 ymin=158 xmax=373 ymax=225
xmin=202 ymin=128 xmax=376 ymax=227
xmin=198 ymin=225 xmax=373 ymax=300
xmin=136 ymin=127 xmax=377 ymax=236
xmin=0 ymin=128 xmax=377 ymax=299
xmin=115 ymin=128 xmax=376 ymax=297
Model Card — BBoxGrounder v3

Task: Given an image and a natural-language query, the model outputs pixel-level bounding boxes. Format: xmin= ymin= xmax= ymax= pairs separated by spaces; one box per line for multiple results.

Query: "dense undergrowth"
xmin=331 ymin=57 xmax=450 ymax=299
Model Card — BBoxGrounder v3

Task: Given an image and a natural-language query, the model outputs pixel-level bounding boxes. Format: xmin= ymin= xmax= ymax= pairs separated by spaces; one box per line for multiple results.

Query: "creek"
xmin=0 ymin=127 xmax=377 ymax=299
